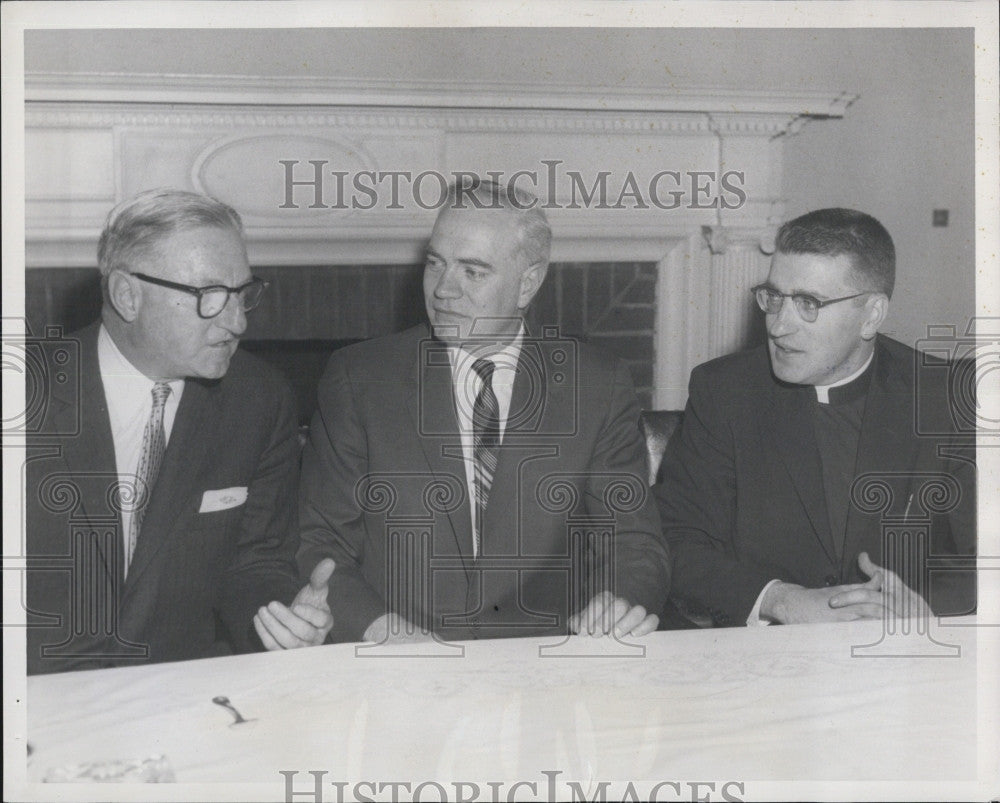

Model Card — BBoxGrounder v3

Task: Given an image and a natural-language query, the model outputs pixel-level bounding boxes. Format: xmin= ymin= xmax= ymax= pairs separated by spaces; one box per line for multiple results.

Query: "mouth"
xmin=769 ymin=339 xmax=803 ymax=356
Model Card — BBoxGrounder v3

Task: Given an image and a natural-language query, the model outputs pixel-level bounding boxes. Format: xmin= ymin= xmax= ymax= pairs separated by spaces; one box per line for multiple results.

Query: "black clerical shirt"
xmin=811 ymin=360 xmax=874 ymax=563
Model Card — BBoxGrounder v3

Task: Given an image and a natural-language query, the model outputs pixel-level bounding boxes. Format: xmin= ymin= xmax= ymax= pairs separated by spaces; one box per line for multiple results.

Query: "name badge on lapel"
xmin=199 ymin=487 xmax=248 ymax=513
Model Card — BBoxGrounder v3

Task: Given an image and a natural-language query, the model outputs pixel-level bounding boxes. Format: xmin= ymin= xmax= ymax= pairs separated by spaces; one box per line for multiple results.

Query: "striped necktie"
xmin=126 ymin=381 xmax=171 ymax=576
xmin=472 ymin=358 xmax=500 ymax=558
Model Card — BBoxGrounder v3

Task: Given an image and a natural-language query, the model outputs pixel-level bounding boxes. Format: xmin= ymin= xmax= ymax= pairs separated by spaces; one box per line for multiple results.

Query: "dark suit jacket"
xmin=25 ymin=322 xmax=301 ymax=674
xmin=298 ymin=324 xmax=671 ymax=642
xmin=656 ymin=334 xmax=976 ymax=626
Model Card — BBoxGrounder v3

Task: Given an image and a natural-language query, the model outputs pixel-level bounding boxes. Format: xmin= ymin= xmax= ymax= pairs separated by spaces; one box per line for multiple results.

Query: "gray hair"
xmin=97 ymin=188 xmax=244 ymax=277
xmin=443 ymin=178 xmax=551 ymax=267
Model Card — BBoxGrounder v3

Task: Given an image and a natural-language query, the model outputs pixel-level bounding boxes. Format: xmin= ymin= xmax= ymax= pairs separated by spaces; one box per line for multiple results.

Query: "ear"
xmin=517 ymin=262 xmax=548 ymax=309
xmin=106 ymin=270 xmax=141 ymax=323
xmin=860 ymin=293 xmax=889 ymax=340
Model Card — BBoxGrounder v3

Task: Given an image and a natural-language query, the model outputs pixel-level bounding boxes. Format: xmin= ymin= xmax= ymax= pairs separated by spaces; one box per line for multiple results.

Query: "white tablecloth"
xmin=23 ymin=617 xmax=984 ymax=799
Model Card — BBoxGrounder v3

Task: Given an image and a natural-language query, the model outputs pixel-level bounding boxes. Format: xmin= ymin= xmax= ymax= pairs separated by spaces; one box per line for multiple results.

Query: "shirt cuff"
xmin=746 ymin=579 xmax=782 ymax=626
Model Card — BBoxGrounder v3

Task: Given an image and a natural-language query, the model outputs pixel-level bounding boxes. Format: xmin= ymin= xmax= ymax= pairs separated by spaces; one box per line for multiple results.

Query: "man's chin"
xmin=193 ymin=351 xmax=235 ymax=380
xmin=768 ymin=350 xmax=809 ymax=386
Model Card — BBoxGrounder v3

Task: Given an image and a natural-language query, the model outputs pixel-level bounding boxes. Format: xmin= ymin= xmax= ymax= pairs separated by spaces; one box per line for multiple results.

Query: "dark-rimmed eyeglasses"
xmin=130 ymin=273 xmax=269 ymax=319
xmin=750 ymin=284 xmax=869 ymax=324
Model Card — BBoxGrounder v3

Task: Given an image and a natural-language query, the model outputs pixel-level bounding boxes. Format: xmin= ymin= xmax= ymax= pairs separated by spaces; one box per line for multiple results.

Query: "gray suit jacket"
xmin=298 ymin=324 xmax=671 ymax=642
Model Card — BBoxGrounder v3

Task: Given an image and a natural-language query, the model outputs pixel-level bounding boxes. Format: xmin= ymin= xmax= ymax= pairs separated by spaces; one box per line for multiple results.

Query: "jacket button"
xmin=825 ymin=575 xmax=837 ymax=586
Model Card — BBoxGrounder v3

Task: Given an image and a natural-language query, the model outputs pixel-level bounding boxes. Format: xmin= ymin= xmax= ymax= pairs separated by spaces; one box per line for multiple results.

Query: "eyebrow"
xmin=197 ymin=277 xmax=251 ymax=289
xmin=457 ymin=258 xmax=493 ymax=270
xmin=425 ymin=248 xmax=494 ymax=271
xmin=763 ymin=282 xmax=825 ymax=298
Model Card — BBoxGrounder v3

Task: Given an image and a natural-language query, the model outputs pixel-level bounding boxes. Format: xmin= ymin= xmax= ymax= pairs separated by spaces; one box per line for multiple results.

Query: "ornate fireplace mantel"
xmin=24 ymin=72 xmax=855 ymax=407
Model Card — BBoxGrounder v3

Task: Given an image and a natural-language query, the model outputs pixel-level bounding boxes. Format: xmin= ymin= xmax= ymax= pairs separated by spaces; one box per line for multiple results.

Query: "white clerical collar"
xmin=814 ymin=351 xmax=874 ymax=404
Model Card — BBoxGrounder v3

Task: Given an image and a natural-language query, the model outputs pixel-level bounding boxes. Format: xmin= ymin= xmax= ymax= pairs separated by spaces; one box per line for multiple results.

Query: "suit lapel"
xmin=763 ymin=380 xmax=839 ymax=566
xmin=53 ymin=324 xmax=124 ymax=583
xmin=481 ymin=339 xmax=569 ymax=565
xmin=504 ymin=339 xmax=547 ymax=436
xmin=121 ymin=376 xmax=219 ymax=598
xmin=407 ymin=333 xmax=472 ymax=567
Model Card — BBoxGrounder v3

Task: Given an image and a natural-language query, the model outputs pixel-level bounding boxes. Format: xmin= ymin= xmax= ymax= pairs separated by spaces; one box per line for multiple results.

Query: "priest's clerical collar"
xmin=815 ymin=351 xmax=874 ymax=405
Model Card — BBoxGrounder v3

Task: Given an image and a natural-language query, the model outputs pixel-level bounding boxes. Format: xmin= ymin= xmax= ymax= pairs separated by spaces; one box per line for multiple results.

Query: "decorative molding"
xmin=26 ymin=71 xmax=857 ymax=119
xmin=701 ymin=224 xmax=778 ymax=256
xmin=709 ymin=243 xmax=770 ymax=358
xmin=702 ymin=225 xmax=730 ymax=256
xmin=26 ymin=103 xmax=723 ymax=136
xmin=22 ymin=73 xmax=858 ymax=408
xmin=654 ymin=237 xmax=700 ymax=410
xmin=24 ymin=223 xmax=732 ymax=268
xmin=188 ymin=131 xmax=379 ymax=219
xmin=707 ymin=113 xmax=806 ymax=138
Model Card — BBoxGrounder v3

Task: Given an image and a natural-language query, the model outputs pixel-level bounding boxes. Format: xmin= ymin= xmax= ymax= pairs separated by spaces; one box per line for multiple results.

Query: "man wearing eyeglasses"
xmin=657 ymin=207 xmax=975 ymax=626
xmin=25 ymin=188 xmax=333 ymax=674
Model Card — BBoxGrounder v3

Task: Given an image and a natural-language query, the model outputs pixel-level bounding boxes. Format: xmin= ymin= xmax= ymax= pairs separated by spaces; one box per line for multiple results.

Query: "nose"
xmin=432 ymin=265 xmax=462 ymax=300
xmin=766 ymin=295 xmax=797 ymax=338
xmin=215 ymin=292 xmax=247 ymax=337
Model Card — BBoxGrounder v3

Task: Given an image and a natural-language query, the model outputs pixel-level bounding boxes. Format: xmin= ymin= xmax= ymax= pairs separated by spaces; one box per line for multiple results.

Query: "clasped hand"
xmin=361 ymin=591 xmax=659 ymax=643
xmin=764 ymin=552 xmax=929 ymax=624
xmin=828 ymin=551 xmax=930 ymax=619
xmin=569 ymin=590 xmax=659 ymax=637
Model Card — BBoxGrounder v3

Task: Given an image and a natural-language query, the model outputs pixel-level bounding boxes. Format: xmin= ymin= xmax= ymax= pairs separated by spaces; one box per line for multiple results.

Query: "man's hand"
xmin=760 ymin=578 xmax=882 ymax=624
xmin=362 ymin=612 xmax=433 ymax=644
xmin=569 ymin=591 xmax=659 ymax=637
xmin=254 ymin=558 xmax=335 ymax=650
xmin=828 ymin=551 xmax=931 ymax=619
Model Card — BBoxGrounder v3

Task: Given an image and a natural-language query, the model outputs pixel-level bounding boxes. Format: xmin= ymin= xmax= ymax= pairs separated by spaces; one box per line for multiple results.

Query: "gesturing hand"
xmin=254 ymin=558 xmax=336 ymax=650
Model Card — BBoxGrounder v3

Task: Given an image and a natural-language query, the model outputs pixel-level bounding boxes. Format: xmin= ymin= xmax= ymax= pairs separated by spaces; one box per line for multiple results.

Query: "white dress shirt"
xmin=97 ymin=325 xmax=184 ymax=558
xmin=447 ymin=328 xmax=524 ymax=557
xmin=746 ymin=350 xmax=875 ymax=625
